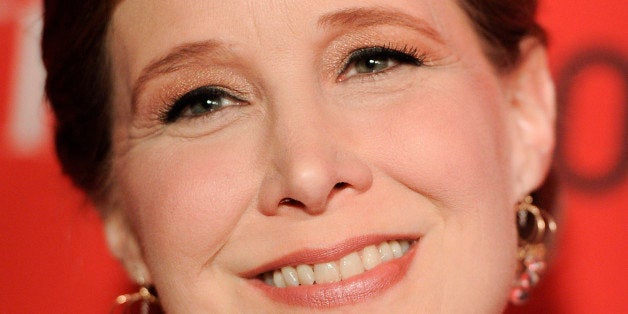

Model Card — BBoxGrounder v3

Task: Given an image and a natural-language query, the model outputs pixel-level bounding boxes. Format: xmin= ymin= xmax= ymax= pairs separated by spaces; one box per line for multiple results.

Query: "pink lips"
xmin=246 ymin=235 xmax=419 ymax=308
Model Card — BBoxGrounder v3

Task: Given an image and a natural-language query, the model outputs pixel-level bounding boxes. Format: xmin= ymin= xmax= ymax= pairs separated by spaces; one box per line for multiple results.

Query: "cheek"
xmin=340 ymin=68 xmax=518 ymax=308
xmin=358 ymin=71 xmax=514 ymax=207
xmin=115 ymin=134 xmax=261 ymax=276
xmin=389 ymin=72 xmax=517 ymax=307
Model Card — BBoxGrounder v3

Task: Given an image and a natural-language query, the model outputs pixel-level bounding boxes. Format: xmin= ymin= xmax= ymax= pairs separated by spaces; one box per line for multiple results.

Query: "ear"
xmin=104 ymin=208 xmax=152 ymax=286
xmin=505 ymin=38 xmax=556 ymax=200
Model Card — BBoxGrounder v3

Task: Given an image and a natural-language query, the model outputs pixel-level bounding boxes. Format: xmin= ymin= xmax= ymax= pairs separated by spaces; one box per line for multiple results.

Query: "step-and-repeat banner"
xmin=1 ymin=0 xmax=626 ymax=312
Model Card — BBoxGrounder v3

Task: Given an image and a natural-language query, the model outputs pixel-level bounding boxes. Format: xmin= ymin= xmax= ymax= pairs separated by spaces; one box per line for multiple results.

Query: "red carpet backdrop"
xmin=1 ymin=0 xmax=626 ymax=312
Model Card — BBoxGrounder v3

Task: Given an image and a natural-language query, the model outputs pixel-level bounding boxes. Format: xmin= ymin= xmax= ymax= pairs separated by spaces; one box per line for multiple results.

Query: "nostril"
xmin=334 ymin=182 xmax=348 ymax=189
xmin=278 ymin=197 xmax=304 ymax=208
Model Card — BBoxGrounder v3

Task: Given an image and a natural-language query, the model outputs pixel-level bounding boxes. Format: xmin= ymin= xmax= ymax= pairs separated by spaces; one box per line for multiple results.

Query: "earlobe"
xmin=506 ymin=38 xmax=557 ymax=199
xmin=104 ymin=209 xmax=152 ymax=286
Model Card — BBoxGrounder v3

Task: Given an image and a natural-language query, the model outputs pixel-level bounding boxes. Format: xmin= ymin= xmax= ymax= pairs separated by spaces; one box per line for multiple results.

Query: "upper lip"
xmin=240 ymin=234 xmax=420 ymax=279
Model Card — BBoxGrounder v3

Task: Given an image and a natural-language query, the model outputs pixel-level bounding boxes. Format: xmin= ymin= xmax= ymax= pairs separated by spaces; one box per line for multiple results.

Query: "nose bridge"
xmin=264 ymin=56 xmax=332 ymax=157
xmin=272 ymin=83 xmax=329 ymax=152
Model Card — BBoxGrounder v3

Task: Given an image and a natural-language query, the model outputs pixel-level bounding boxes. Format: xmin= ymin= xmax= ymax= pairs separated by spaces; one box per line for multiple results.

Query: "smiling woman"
xmin=42 ymin=0 xmax=557 ymax=313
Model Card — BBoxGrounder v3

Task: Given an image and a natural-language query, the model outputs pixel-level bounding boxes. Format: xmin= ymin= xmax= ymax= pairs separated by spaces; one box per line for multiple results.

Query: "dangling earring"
xmin=510 ymin=196 xmax=557 ymax=305
xmin=111 ymin=286 xmax=160 ymax=314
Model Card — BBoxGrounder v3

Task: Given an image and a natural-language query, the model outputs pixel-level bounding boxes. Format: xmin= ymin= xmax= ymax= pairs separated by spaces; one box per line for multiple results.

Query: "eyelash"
xmin=159 ymin=86 xmax=245 ymax=124
xmin=160 ymin=44 xmax=425 ymax=123
xmin=338 ymin=44 xmax=425 ymax=80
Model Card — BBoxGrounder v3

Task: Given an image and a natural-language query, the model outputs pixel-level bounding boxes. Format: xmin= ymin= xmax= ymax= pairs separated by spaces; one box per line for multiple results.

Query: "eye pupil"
xmin=190 ymin=97 xmax=220 ymax=115
xmin=340 ymin=46 xmax=423 ymax=81
xmin=357 ymin=57 xmax=388 ymax=73
xmin=163 ymin=87 xmax=242 ymax=123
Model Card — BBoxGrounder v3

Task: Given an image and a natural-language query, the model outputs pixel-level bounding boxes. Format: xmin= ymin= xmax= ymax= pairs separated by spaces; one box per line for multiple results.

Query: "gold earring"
xmin=510 ymin=196 xmax=557 ymax=305
xmin=111 ymin=286 xmax=160 ymax=314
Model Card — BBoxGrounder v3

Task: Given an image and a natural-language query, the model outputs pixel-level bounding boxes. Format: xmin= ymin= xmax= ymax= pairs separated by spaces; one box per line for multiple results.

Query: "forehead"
xmin=109 ymin=0 xmax=471 ymax=77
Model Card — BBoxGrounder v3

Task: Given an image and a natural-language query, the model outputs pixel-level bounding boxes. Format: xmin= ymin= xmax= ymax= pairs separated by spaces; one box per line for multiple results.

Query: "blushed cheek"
xmin=364 ymin=75 xmax=513 ymax=211
xmin=114 ymin=136 xmax=260 ymax=276
xmin=366 ymin=74 xmax=516 ymax=308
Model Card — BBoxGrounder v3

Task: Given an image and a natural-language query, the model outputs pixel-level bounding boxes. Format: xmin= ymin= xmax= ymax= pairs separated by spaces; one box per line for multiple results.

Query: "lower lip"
xmin=250 ymin=242 xmax=418 ymax=308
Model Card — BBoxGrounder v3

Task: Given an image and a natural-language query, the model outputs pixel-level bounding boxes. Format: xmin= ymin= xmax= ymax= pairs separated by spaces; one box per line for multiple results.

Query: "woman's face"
xmin=107 ymin=0 xmax=552 ymax=312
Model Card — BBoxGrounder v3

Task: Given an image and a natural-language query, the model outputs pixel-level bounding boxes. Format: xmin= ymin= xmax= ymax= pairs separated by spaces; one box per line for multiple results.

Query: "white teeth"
xmin=273 ymin=270 xmax=286 ymax=288
xmin=296 ymin=264 xmax=315 ymax=286
xmin=361 ymin=245 xmax=381 ymax=270
xmin=262 ymin=239 xmax=415 ymax=287
xmin=378 ymin=242 xmax=394 ymax=262
xmin=389 ymin=240 xmax=403 ymax=258
xmin=339 ymin=252 xmax=365 ymax=279
xmin=281 ymin=266 xmax=299 ymax=287
xmin=314 ymin=262 xmax=341 ymax=284
xmin=400 ymin=240 xmax=410 ymax=253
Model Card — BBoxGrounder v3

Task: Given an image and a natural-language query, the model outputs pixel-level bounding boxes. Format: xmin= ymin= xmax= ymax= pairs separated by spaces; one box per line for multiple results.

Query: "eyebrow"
xmin=131 ymin=40 xmax=227 ymax=111
xmin=317 ymin=7 xmax=444 ymax=44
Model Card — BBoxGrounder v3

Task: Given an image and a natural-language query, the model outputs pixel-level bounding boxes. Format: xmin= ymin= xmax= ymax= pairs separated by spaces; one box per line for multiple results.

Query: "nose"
xmin=257 ymin=93 xmax=373 ymax=216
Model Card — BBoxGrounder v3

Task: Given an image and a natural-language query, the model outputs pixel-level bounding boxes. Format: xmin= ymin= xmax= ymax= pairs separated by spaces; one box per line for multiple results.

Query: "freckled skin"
xmin=106 ymin=0 xmax=554 ymax=312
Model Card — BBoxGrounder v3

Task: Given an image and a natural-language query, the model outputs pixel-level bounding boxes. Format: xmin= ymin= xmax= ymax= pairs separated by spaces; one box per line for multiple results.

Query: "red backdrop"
xmin=1 ymin=0 xmax=626 ymax=312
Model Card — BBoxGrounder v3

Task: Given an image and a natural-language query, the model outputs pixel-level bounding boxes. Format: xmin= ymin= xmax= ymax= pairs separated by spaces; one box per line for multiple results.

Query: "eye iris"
xmin=162 ymin=86 xmax=244 ymax=124
xmin=356 ymin=56 xmax=389 ymax=73
xmin=190 ymin=96 xmax=220 ymax=115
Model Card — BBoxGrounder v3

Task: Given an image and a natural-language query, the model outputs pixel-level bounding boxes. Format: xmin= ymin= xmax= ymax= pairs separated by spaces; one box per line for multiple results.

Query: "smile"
xmin=249 ymin=236 xmax=419 ymax=308
xmin=261 ymin=239 xmax=415 ymax=287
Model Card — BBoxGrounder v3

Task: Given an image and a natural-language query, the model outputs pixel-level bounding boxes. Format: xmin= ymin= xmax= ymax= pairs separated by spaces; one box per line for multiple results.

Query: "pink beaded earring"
xmin=510 ymin=196 xmax=557 ymax=305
